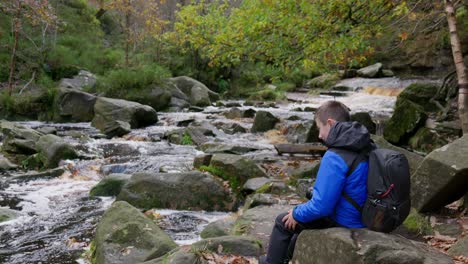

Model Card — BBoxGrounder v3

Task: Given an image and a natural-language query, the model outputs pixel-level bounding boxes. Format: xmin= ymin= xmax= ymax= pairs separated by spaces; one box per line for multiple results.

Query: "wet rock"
xmin=53 ymin=88 xmax=97 ymax=122
xmin=292 ymin=228 xmax=453 ymax=264
xmin=164 ymin=128 xmax=185 ymax=145
xmin=287 ymin=115 xmax=301 ymax=121
xmin=221 ymin=123 xmax=247 ymax=134
xmin=101 ymin=164 xmax=130 ymax=175
xmin=243 ymin=193 xmax=281 ymax=209
xmin=168 ymin=97 xmax=190 ymax=111
xmin=447 ymin=236 xmax=468 ymax=257
xmin=209 ymin=154 xmax=267 ymax=188
xmin=10 ymin=167 xmax=66 ymax=181
xmin=58 ymin=70 xmax=96 ymax=90
xmin=92 ymin=97 xmax=158 ymax=135
xmin=225 ymin=102 xmax=242 ymax=108
xmin=0 ymin=121 xmax=43 ymax=154
xmin=399 ymin=83 xmax=440 ymax=112
xmin=0 ymin=208 xmax=19 ymax=223
xmin=117 ymin=171 xmax=236 ymax=211
xmin=233 ymin=205 xmax=292 ymax=249
xmin=90 ymin=174 xmax=131 ymax=197
xmin=351 ymin=112 xmax=376 ymax=134
xmin=383 ymin=99 xmax=427 ymax=144
xmin=103 ymin=120 xmax=131 ymax=138
xmin=188 ymin=106 xmax=204 ymax=112
xmin=357 ymin=63 xmax=383 ymax=78
xmin=185 ymin=126 xmax=214 ymax=146
xmin=193 ymin=154 xmax=212 ymax=169
xmin=36 ymin=127 xmax=57 ymax=135
xmin=306 ymin=74 xmax=340 ymax=89
xmin=382 ymin=69 xmax=395 ymax=77
xmin=191 ymin=236 xmax=262 ymax=257
xmin=0 ymin=155 xmax=18 ymax=170
xmin=285 ymin=121 xmax=319 ymax=143
xmin=170 ymin=76 xmax=220 ymax=107
xmin=94 ymin=201 xmax=177 ymax=264
xmin=36 ymin=134 xmax=78 ymax=169
xmin=251 ymin=111 xmax=279 ymax=133
xmin=200 ymin=143 xmax=261 ymax=155
xmin=242 ymin=177 xmax=272 ymax=194
xmin=371 ymin=135 xmax=423 ymax=175
xmin=223 ymin=108 xmax=243 ymax=119
xmin=200 ymin=217 xmax=236 ymax=239
xmin=411 ymin=135 xmax=468 ymax=212
xmin=176 ymin=118 xmax=196 ymax=127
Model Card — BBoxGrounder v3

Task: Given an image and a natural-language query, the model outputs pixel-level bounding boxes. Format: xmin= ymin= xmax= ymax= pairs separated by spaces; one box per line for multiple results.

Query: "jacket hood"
xmin=324 ymin=121 xmax=372 ymax=151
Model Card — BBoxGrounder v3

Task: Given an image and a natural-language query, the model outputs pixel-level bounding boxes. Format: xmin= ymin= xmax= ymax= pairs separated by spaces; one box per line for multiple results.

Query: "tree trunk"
xmin=7 ymin=0 xmax=22 ymax=96
xmin=445 ymin=0 xmax=468 ymax=135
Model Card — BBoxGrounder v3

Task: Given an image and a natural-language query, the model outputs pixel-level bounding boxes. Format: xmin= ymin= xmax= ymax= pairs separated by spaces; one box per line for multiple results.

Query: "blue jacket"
xmin=293 ymin=121 xmax=371 ymax=228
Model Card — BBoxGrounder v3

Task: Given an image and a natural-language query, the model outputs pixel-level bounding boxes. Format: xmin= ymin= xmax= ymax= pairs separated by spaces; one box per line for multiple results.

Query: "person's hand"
xmin=282 ymin=210 xmax=298 ymax=231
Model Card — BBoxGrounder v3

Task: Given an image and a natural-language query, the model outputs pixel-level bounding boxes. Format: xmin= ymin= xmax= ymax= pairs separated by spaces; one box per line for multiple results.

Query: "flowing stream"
xmin=0 ymin=77 xmax=437 ymax=263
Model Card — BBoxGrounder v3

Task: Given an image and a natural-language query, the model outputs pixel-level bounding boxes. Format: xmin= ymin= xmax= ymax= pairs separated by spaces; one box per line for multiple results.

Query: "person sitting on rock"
xmin=260 ymin=100 xmax=372 ymax=264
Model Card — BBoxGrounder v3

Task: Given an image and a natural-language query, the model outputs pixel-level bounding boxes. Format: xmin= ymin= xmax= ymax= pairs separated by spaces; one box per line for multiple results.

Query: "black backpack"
xmin=344 ymin=148 xmax=411 ymax=233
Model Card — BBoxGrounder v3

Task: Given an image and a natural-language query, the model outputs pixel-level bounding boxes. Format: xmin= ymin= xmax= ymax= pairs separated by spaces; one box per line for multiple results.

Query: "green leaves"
xmin=168 ymin=0 xmax=398 ymax=77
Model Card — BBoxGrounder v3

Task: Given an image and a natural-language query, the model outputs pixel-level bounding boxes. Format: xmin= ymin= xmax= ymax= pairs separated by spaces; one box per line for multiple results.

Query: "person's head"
xmin=315 ymin=101 xmax=351 ymax=141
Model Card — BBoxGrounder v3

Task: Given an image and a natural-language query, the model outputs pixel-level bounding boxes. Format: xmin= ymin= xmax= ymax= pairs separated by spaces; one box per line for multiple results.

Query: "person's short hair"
xmin=315 ymin=100 xmax=351 ymax=124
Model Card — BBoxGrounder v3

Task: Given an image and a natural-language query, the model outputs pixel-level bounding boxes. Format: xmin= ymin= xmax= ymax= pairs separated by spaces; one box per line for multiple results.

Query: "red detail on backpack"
xmin=379 ymin=184 xmax=395 ymax=199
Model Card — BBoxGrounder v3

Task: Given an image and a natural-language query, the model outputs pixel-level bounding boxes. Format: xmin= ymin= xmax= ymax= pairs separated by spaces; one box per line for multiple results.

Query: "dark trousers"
xmin=263 ymin=212 xmax=337 ymax=264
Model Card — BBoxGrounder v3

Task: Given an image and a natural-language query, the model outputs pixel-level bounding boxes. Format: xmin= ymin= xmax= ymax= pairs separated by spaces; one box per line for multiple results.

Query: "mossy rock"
xmin=191 ymin=236 xmax=262 ymax=257
xmin=0 ymin=208 xmax=19 ymax=223
xmin=251 ymin=111 xmax=279 ymax=133
xmin=36 ymin=134 xmax=78 ymax=169
xmin=117 ymin=171 xmax=236 ymax=211
xmin=383 ymin=99 xmax=427 ymax=144
xmin=399 ymin=83 xmax=440 ymax=111
xmin=408 ymin=127 xmax=448 ymax=153
xmin=200 ymin=217 xmax=236 ymax=239
xmin=306 ymin=73 xmax=340 ymax=89
xmin=247 ymin=89 xmax=284 ymax=102
xmin=402 ymin=208 xmax=433 ymax=236
xmin=90 ymin=174 xmax=131 ymax=197
xmin=94 ymin=201 xmax=177 ymax=264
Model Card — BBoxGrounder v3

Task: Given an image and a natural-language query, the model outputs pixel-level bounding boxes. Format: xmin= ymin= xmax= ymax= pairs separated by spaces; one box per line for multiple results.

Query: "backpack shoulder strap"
xmin=342 ymin=148 xmax=370 ymax=213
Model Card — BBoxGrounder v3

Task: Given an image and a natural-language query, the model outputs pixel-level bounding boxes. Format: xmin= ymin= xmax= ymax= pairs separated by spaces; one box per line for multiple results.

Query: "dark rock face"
xmin=92 ymin=97 xmax=158 ymax=137
xmin=292 ymin=228 xmax=453 ymax=264
xmin=383 ymin=99 xmax=426 ymax=144
xmin=411 ymin=135 xmax=468 ymax=213
xmin=36 ymin=134 xmax=78 ymax=168
xmin=117 ymin=171 xmax=236 ymax=211
xmin=53 ymin=87 xmax=97 ymax=122
xmin=170 ymin=76 xmax=220 ymax=107
xmin=251 ymin=111 xmax=279 ymax=133
xmin=94 ymin=201 xmax=177 ymax=264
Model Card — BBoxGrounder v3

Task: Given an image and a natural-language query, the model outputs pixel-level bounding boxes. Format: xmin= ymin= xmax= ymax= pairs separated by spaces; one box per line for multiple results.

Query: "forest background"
xmin=0 ymin=0 xmax=467 ymax=119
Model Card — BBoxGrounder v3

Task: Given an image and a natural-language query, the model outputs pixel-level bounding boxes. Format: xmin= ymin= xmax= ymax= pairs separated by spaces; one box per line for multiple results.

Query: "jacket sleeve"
xmin=293 ymin=151 xmax=348 ymax=223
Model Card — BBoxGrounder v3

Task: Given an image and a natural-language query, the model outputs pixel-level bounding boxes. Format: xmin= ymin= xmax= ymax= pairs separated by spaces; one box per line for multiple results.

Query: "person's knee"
xmin=275 ymin=212 xmax=288 ymax=226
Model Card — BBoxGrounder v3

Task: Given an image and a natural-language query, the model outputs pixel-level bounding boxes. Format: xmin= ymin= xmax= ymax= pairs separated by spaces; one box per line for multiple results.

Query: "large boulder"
xmin=292 ymin=228 xmax=453 ymax=264
xmin=93 ymin=201 xmax=177 ymax=264
xmin=91 ymin=97 xmax=158 ymax=136
xmin=383 ymin=99 xmax=427 ymax=144
xmin=0 ymin=155 xmax=18 ymax=170
xmin=209 ymin=154 xmax=267 ymax=189
xmin=53 ymin=87 xmax=96 ymax=122
xmin=90 ymin=174 xmax=131 ymax=197
xmin=36 ymin=134 xmax=78 ymax=169
xmin=357 ymin=63 xmax=383 ymax=78
xmin=306 ymin=73 xmax=340 ymax=89
xmin=126 ymin=83 xmax=189 ymax=111
xmin=398 ymin=83 xmax=440 ymax=112
xmin=170 ymin=76 xmax=220 ymax=107
xmin=1 ymin=121 xmax=43 ymax=154
xmin=285 ymin=121 xmax=319 ymax=143
xmin=251 ymin=111 xmax=280 ymax=133
xmin=117 ymin=171 xmax=236 ymax=211
xmin=411 ymin=135 xmax=468 ymax=212
xmin=408 ymin=127 xmax=450 ymax=154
